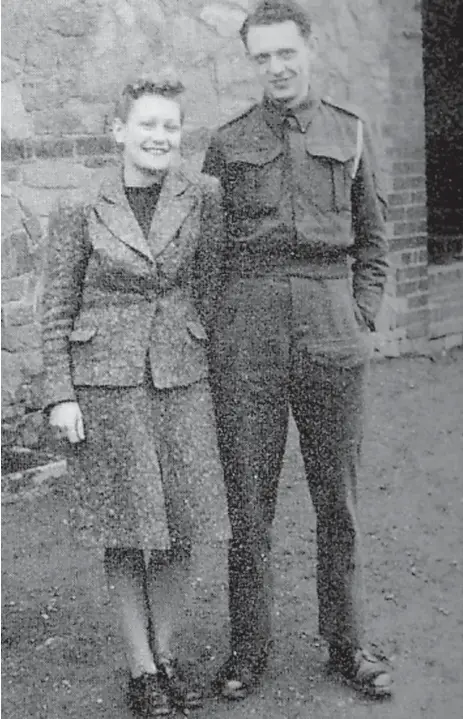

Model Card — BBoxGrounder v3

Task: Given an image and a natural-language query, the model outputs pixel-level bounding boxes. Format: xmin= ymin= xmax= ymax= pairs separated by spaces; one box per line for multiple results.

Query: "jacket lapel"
xmin=147 ymin=165 xmax=197 ymax=258
xmin=95 ymin=167 xmax=155 ymax=262
xmin=94 ymin=164 xmax=198 ymax=262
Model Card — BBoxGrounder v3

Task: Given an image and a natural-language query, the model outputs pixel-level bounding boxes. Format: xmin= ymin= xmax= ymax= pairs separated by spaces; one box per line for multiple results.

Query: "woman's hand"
xmin=49 ymin=401 xmax=85 ymax=444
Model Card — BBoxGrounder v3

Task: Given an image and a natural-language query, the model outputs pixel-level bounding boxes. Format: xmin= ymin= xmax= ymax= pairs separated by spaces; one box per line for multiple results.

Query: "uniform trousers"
xmin=210 ymin=275 xmax=369 ymax=662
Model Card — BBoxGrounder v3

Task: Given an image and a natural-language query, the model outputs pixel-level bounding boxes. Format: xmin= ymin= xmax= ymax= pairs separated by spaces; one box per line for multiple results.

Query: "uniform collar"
xmin=262 ymin=87 xmax=320 ymax=136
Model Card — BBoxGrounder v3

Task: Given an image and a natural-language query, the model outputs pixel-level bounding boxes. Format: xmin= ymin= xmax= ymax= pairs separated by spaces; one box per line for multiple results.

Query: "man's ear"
xmin=112 ymin=117 xmax=126 ymax=146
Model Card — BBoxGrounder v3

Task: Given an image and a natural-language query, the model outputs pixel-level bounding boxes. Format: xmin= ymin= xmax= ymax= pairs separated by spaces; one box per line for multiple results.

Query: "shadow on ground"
xmin=2 ymin=350 xmax=463 ymax=719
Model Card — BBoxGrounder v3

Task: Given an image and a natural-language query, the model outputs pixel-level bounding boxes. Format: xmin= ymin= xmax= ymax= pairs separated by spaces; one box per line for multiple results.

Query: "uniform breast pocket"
xmin=305 ymin=144 xmax=355 ymax=214
xmin=226 ymin=148 xmax=283 ymax=218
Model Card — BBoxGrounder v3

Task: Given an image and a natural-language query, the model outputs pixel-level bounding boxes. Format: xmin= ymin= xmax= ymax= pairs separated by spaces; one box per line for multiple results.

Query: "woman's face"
xmin=113 ymin=93 xmax=182 ymax=182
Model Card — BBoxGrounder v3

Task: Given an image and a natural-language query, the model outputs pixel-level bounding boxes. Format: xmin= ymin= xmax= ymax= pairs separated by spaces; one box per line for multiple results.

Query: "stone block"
xmin=21 ymin=350 xmax=44 ymax=376
xmin=171 ymin=14 xmax=216 ymax=65
xmin=62 ymin=100 xmax=109 ymax=134
xmin=33 ymin=107 xmax=87 ymax=135
xmin=181 ymin=67 xmax=219 ymax=127
xmin=83 ymin=155 xmax=119 ymax=169
xmin=4 ymin=230 xmax=35 ymax=275
xmin=23 ymin=160 xmax=94 ymax=190
xmin=1 ymin=81 xmax=34 ymax=139
xmin=2 ymin=57 xmax=22 ymax=83
xmin=200 ymin=3 xmax=247 ymax=37
xmin=34 ymin=138 xmax=75 ymax=159
xmin=2 ymin=166 xmax=21 ymax=183
xmin=1 ymin=323 xmax=42 ymax=352
xmin=3 ymin=301 xmax=36 ymax=328
xmin=47 ymin=4 xmax=95 ymax=37
xmin=1 ymin=139 xmax=33 ymax=162
xmin=214 ymin=42 xmax=256 ymax=90
xmin=22 ymin=77 xmax=64 ymax=113
xmin=1 ymin=276 xmax=30 ymax=305
xmin=75 ymin=135 xmax=115 ymax=156
xmin=20 ymin=410 xmax=46 ymax=447
xmin=1 ymin=351 xmax=24 ymax=407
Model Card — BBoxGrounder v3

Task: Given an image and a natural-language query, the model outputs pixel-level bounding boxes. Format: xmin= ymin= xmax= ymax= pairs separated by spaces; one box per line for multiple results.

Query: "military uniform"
xmin=202 ymin=91 xmax=388 ymax=663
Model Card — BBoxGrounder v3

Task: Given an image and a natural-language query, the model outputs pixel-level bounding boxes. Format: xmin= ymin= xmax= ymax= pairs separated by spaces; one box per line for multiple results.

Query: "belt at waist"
xmin=227 ymin=251 xmax=350 ymax=280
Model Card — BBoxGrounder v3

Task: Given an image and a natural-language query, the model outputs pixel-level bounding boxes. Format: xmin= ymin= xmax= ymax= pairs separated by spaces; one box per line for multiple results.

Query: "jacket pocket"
xmin=227 ymin=146 xmax=283 ymax=218
xmin=305 ymin=143 xmax=355 ymax=213
xmin=69 ymin=327 xmax=98 ymax=343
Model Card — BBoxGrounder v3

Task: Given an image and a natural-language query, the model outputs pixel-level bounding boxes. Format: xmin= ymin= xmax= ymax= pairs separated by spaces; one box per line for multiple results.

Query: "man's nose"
xmin=268 ymin=54 xmax=285 ymax=75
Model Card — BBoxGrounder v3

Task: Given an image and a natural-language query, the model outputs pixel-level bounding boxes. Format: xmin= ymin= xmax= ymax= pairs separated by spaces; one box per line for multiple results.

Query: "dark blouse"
xmin=125 ymin=182 xmax=163 ymax=239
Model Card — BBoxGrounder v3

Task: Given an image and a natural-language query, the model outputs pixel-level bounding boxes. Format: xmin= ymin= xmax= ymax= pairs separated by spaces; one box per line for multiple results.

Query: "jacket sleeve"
xmin=351 ymin=120 xmax=389 ymax=330
xmin=193 ymin=175 xmax=227 ymax=333
xmin=41 ymin=199 xmax=91 ymax=410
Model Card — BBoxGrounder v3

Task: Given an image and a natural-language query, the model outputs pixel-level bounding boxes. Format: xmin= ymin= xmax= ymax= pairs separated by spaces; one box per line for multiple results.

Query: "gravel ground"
xmin=2 ymin=349 xmax=463 ymax=719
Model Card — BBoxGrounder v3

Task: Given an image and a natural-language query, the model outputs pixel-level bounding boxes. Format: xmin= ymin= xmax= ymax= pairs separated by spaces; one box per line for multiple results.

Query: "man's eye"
xmin=280 ymin=50 xmax=295 ymax=59
xmin=165 ymin=124 xmax=180 ymax=132
xmin=255 ymin=55 xmax=268 ymax=65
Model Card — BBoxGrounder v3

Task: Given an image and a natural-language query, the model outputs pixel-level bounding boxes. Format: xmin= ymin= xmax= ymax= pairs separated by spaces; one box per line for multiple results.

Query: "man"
xmin=203 ymin=0 xmax=392 ymax=701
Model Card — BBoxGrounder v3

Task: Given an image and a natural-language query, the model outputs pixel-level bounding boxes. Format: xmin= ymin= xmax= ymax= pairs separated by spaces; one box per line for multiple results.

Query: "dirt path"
xmin=2 ymin=350 xmax=463 ymax=719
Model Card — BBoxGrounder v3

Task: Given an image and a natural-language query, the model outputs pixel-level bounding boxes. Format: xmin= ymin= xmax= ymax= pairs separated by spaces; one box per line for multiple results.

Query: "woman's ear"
xmin=112 ymin=117 xmax=126 ymax=146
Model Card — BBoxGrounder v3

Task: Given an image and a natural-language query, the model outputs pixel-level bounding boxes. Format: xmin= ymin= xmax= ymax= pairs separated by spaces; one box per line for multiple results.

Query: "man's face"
xmin=113 ymin=93 xmax=182 ymax=182
xmin=246 ymin=20 xmax=314 ymax=106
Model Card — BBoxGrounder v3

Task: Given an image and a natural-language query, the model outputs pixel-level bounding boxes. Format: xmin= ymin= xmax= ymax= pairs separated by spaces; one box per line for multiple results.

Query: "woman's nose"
xmin=149 ymin=125 xmax=167 ymax=141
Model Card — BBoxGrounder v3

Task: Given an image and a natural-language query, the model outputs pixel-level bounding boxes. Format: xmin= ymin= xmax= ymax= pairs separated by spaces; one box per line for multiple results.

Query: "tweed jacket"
xmin=41 ymin=163 xmax=224 ymax=409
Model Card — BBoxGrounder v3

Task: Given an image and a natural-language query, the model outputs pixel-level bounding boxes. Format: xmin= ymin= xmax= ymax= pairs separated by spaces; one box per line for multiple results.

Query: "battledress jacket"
xmin=202 ymin=94 xmax=389 ymax=339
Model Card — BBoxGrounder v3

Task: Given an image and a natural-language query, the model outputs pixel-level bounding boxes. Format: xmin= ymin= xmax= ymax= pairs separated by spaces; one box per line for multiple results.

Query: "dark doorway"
xmin=422 ymin=0 xmax=463 ymax=262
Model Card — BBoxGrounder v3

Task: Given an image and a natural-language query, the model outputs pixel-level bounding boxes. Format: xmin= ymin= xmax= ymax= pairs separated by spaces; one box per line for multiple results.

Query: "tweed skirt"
xmin=66 ymin=374 xmax=230 ymax=551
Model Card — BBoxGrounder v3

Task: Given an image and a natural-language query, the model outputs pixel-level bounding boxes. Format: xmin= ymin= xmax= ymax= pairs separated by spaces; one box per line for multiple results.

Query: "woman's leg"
xmin=104 ymin=548 xmax=156 ymax=678
xmin=146 ymin=542 xmax=203 ymax=709
xmin=145 ymin=542 xmax=192 ymax=663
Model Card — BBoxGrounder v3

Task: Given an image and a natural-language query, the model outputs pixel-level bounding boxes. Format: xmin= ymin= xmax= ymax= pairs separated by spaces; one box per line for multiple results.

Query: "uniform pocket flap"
xmin=229 ymin=146 xmax=282 ymax=166
xmin=305 ymin=143 xmax=355 ymax=163
xmin=69 ymin=327 xmax=97 ymax=343
xmin=186 ymin=320 xmax=208 ymax=341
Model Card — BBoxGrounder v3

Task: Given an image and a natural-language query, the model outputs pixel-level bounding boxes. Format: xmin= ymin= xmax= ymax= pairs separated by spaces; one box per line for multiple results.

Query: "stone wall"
xmin=2 ymin=0 xmax=393 ymax=445
xmin=2 ymin=0 xmax=461 ymax=448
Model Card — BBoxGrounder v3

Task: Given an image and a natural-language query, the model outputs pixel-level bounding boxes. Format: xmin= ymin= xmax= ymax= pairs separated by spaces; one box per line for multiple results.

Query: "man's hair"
xmin=240 ymin=0 xmax=312 ymax=48
xmin=114 ymin=70 xmax=186 ymax=123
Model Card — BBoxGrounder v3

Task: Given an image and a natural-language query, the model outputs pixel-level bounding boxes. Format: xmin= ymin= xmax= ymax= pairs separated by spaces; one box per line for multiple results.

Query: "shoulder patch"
xmin=322 ymin=95 xmax=365 ymax=122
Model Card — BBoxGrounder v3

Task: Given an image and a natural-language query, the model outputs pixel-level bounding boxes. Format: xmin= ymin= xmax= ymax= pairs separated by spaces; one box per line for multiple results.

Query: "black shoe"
xmin=127 ymin=672 xmax=172 ymax=717
xmin=212 ymin=650 xmax=269 ymax=701
xmin=157 ymin=657 xmax=203 ymax=714
xmin=328 ymin=644 xmax=393 ymax=699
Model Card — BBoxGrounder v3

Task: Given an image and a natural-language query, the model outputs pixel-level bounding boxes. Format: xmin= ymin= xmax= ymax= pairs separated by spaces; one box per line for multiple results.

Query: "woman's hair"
xmin=240 ymin=0 xmax=312 ymax=48
xmin=114 ymin=70 xmax=186 ymax=123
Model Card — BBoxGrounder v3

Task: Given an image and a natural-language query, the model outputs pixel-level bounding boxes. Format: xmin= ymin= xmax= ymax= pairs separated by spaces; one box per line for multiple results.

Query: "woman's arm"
xmin=42 ymin=199 xmax=92 ymax=411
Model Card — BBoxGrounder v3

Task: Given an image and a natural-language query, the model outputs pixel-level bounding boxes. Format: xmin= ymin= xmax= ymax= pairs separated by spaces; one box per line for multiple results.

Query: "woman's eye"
xmin=280 ymin=50 xmax=295 ymax=60
xmin=165 ymin=124 xmax=181 ymax=133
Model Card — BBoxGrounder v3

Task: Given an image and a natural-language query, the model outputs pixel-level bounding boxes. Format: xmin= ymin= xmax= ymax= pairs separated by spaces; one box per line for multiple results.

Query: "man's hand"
xmin=49 ymin=401 xmax=85 ymax=444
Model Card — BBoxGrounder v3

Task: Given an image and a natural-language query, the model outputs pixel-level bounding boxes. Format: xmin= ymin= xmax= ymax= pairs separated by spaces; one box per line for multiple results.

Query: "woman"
xmin=42 ymin=72 xmax=229 ymax=717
